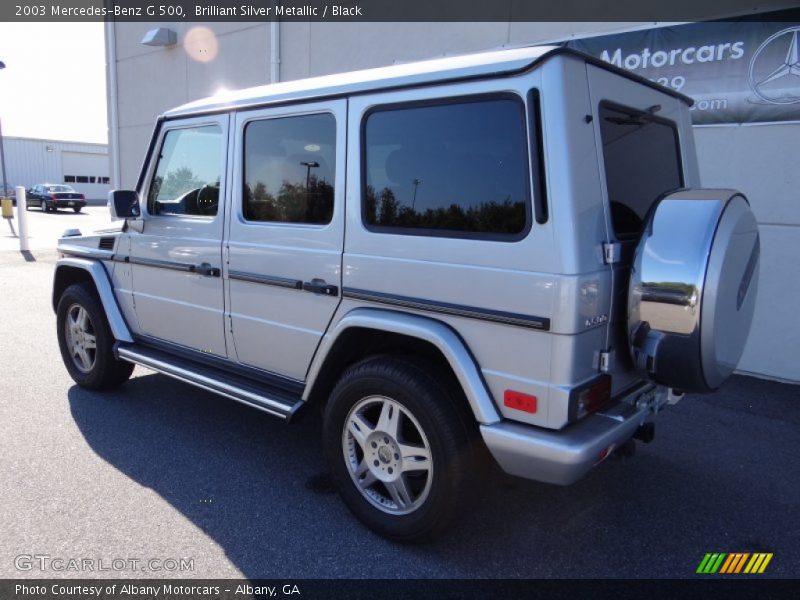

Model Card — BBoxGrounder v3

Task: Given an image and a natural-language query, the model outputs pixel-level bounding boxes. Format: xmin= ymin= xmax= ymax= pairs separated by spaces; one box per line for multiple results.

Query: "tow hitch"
xmin=613 ymin=438 xmax=636 ymax=459
xmin=634 ymin=422 xmax=655 ymax=444
xmin=613 ymin=423 xmax=655 ymax=460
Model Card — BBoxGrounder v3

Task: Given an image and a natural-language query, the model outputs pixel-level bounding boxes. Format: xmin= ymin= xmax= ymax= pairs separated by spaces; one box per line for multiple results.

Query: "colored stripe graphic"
xmin=758 ymin=554 xmax=774 ymax=573
xmin=720 ymin=553 xmax=749 ymax=573
xmin=744 ymin=553 xmax=773 ymax=574
xmin=733 ymin=553 xmax=750 ymax=573
xmin=696 ymin=553 xmax=713 ymax=573
xmin=719 ymin=554 xmax=739 ymax=573
xmin=710 ymin=554 xmax=726 ymax=573
xmin=699 ymin=552 xmax=773 ymax=575
xmin=719 ymin=554 xmax=734 ymax=573
xmin=697 ymin=553 xmax=727 ymax=573
xmin=719 ymin=554 xmax=736 ymax=574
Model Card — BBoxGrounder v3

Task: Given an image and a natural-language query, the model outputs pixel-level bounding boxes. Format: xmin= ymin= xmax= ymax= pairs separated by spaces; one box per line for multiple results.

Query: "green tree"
xmin=159 ymin=166 xmax=202 ymax=200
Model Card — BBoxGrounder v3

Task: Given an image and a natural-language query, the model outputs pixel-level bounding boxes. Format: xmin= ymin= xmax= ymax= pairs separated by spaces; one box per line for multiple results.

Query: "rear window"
xmin=599 ymin=103 xmax=683 ymax=238
xmin=363 ymin=96 xmax=530 ymax=239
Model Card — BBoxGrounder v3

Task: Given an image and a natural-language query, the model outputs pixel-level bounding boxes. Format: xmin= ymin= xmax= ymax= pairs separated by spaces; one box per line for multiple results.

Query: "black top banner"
xmin=2 ymin=0 xmax=800 ymax=23
xmin=568 ymin=12 xmax=800 ymax=123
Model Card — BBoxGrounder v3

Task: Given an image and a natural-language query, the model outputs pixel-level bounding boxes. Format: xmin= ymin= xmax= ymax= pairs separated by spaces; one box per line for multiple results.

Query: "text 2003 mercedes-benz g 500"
xmin=53 ymin=46 xmax=759 ymax=540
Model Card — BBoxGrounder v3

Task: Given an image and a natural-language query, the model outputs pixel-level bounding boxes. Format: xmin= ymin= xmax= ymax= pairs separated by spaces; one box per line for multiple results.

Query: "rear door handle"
xmin=302 ymin=278 xmax=338 ymax=296
xmin=195 ymin=262 xmax=221 ymax=277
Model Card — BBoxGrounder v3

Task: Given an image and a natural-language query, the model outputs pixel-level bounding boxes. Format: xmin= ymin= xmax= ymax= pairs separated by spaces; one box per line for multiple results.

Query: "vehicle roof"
xmin=163 ymin=46 xmax=692 ymax=118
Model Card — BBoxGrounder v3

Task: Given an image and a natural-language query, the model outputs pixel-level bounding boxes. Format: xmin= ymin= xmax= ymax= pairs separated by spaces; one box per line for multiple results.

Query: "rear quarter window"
xmin=362 ymin=96 xmax=531 ymax=240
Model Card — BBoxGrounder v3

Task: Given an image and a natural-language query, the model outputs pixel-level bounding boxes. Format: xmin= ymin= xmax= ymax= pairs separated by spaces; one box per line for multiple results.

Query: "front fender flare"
xmin=53 ymin=257 xmax=134 ymax=343
xmin=305 ymin=307 xmax=501 ymax=425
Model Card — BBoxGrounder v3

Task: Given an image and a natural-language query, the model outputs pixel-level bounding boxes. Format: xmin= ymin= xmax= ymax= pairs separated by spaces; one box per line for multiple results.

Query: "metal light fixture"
xmin=141 ymin=28 xmax=177 ymax=47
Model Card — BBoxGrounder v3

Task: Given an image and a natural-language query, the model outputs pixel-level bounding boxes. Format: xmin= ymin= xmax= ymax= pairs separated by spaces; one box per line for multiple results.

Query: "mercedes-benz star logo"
xmin=748 ymin=26 xmax=800 ymax=105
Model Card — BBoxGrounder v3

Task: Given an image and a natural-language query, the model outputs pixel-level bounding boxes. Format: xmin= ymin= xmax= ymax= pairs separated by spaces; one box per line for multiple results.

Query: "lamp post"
xmin=411 ymin=178 xmax=422 ymax=211
xmin=300 ymin=160 xmax=319 ymax=189
xmin=0 ymin=60 xmax=8 ymax=198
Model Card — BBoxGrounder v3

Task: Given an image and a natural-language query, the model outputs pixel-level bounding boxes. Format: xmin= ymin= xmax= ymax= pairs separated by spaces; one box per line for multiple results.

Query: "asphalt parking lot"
xmin=0 ymin=207 xmax=798 ymax=579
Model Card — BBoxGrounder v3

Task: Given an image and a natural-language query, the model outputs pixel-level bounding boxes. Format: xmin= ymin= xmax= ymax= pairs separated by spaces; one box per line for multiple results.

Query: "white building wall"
xmin=2 ymin=137 xmax=111 ymax=200
xmin=694 ymin=123 xmax=800 ymax=382
xmin=108 ymin=20 xmax=800 ymax=383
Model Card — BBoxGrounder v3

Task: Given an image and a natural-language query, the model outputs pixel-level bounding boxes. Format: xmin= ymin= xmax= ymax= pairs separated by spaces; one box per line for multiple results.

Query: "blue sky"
xmin=0 ymin=23 xmax=106 ymax=143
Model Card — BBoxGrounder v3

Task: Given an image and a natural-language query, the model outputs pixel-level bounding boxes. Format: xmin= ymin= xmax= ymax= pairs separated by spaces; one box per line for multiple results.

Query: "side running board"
xmin=116 ymin=343 xmax=304 ymax=421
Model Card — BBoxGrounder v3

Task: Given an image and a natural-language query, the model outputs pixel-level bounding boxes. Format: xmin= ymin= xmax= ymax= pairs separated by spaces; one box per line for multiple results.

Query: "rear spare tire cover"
xmin=627 ymin=189 xmax=759 ymax=392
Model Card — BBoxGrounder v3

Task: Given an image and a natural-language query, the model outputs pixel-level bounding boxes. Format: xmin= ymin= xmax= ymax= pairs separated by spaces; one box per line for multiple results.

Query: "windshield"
xmin=47 ymin=185 xmax=76 ymax=193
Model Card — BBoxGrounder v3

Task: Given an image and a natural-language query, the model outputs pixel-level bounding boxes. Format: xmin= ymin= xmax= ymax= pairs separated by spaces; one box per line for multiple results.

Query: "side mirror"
xmin=108 ymin=190 xmax=141 ymax=220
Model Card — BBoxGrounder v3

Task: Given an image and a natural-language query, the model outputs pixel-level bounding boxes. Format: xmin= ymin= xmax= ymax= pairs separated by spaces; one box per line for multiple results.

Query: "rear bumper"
xmin=54 ymin=199 xmax=86 ymax=208
xmin=480 ymin=383 xmax=664 ymax=485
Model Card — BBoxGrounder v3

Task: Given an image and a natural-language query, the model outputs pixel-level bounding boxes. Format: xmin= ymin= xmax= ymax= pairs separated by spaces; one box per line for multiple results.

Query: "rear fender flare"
xmin=304 ymin=307 xmax=501 ymax=425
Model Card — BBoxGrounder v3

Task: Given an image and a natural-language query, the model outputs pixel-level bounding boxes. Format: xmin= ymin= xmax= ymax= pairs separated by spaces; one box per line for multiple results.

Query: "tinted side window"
xmin=599 ymin=103 xmax=683 ymax=238
xmin=363 ymin=97 xmax=529 ymax=238
xmin=243 ymin=113 xmax=336 ymax=225
xmin=147 ymin=125 xmax=223 ymax=217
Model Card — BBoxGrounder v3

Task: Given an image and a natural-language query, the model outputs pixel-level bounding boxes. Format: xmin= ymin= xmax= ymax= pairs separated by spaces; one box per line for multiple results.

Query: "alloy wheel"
xmin=64 ymin=303 xmax=97 ymax=373
xmin=342 ymin=395 xmax=433 ymax=515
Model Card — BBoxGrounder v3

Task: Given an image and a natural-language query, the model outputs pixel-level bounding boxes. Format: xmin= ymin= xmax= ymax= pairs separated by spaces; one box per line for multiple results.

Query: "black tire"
xmin=73 ymin=207 xmax=81 ymax=213
xmin=323 ymin=356 xmax=486 ymax=541
xmin=56 ymin=282 xmax=134 ymax=389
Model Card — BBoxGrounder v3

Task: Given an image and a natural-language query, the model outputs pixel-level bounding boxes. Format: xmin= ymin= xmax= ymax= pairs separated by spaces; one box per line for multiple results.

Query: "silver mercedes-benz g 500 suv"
xmin=53 ymin=46 xmax=759 ymax=541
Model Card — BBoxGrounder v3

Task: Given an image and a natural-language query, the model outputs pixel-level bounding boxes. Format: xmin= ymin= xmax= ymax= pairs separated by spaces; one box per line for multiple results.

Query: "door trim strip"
xmin=228 ymin=270 xmax=303 ymax=290
xmin=342 ymin=287 xmax=550 ymax=331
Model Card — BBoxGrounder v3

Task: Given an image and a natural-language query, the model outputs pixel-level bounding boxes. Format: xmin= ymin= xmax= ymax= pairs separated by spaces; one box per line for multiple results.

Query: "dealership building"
xmin=104 ymin=9 xmax=800 ymax=383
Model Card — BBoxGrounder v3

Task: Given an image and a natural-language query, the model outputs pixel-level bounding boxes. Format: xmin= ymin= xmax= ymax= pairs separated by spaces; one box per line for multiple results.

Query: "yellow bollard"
xmin=1 ymin=197 xmax=12 ymax=219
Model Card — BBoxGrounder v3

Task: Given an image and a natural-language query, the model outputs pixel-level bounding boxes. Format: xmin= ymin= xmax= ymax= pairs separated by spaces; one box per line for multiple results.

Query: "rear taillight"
xmin=79 ymin=194 xmax=85 ymax=200
xmin=569 ymin=375 xmax=612 ymax=421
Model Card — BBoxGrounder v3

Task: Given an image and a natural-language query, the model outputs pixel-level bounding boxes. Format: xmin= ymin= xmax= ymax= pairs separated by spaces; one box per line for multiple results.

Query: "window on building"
xmin=598 ymin=102 xmax=683 ymax=238
xmin=147 ymin=124 xmax=223 ymax=217
xmin=243 ymin=113 xmax=336 ymax=224
xmin=64 ymin=176 xmax=76 ymax=183
xmin=363 ymin=96 xmax=530 ymax=238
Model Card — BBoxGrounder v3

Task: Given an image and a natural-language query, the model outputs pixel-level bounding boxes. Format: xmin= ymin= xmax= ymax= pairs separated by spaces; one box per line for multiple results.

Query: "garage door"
xmin=62 ymin=151 xmax=111 ymax=200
